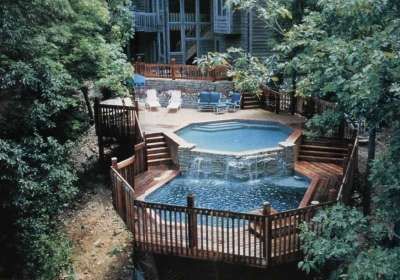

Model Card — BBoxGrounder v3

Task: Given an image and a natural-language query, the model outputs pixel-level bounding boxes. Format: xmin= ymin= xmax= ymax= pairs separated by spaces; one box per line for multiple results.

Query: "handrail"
xmin=336 ymin=137 xmax=358 ymax=203
xmin=134 ymin=110 xmax=144 ymax=142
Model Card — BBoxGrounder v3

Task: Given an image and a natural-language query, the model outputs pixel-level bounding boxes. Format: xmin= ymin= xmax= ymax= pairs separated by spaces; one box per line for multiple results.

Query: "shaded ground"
xmin=62 ymin=127 xmax=134 ymax=280
xmin=63 ymin=185 xmax=133 ymax=280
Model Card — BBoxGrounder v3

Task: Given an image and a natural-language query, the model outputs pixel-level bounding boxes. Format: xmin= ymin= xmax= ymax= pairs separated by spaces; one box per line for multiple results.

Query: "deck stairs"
xmin=145 ymin=132 xmax=173 ymax=166
xmin=298 ymin=138 xmax=350 ymax=165
xmin=242 ymin=93 xmax=261 ymax=109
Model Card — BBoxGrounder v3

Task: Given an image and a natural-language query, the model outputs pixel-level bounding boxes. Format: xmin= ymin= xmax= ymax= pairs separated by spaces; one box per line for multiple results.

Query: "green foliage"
xmin=195 ymin=48 xmax=272 ymax=95
xmin=0 ymin=0 xmax=134 ymax=278
xmin=304 ymin=110 xmax=344 ymax=138
xmin=0 ymin=136 xmax=78 ymax=278
xmin=231 ymin=0 xmax=400 ymax=278
xmin=299 ymin=204 xmax=400 ymax=279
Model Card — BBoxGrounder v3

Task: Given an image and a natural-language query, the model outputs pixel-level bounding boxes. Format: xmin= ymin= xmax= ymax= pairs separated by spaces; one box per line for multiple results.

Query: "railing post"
xmin=171 ymin=58 xmax=176 ymax=80
xmin=134 ymin=99 xmax=139 ymax=119
xmin=187 ymin=194 xmax=197 ymax=249
xmin=328 ymin=188 xmax=338 ymax=202
xmin=275 ymin=92 xmax=281 ymax=114
xmin=111 ymin=157 xmax=118 ymax=169
xmin=262 ymin=202 xmax=272 ymax=265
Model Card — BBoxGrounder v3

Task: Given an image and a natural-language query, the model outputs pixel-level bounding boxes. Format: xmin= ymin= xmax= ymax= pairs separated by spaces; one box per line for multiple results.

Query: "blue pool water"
xmin=145 ymin=175 xmax=309 ymax=213
xmin=176 ymin=121 xmax=292 ymax=152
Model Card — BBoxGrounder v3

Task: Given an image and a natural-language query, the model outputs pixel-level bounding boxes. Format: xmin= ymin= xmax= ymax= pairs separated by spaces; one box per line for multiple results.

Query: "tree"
xmin=0 ymin=0 xmax=133 ymax=278
xmin=229 ymin=0 xmax=400 ymax=278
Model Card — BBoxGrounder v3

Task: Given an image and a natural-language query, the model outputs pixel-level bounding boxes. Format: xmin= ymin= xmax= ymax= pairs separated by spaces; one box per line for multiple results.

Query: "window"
xmin=170 ymin=30 xmax=181 ymax=52
xmin=169 ymin=0 xmax=180 ymax=13
xmin=216 ymin=40 xmax=220 ymax=52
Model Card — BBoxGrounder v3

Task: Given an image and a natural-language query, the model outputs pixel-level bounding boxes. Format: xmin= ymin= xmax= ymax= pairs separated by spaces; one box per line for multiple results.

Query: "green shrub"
xmin=304 ymin=109 xmax=344 ymax=138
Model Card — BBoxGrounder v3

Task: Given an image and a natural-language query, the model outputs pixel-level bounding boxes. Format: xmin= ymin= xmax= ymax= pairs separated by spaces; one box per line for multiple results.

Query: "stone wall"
xmin=135 ymin=78 xmax=234 ymax=109
xmin=177 ymin=142 xmax=295 ymax=181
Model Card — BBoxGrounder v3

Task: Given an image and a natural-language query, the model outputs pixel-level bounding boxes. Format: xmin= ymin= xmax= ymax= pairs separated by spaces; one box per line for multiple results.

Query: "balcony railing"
xmin=135 ymin=12 xmax=159 ymax=32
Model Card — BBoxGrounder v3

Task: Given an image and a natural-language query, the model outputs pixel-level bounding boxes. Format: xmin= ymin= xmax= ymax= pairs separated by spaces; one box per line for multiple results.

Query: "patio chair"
xmin=167 ymin=90 xmax=182 ymax=112
xmin=225 ymin=91 xmax=242 ymax=112
xmin=209 ymin=92 xmax=226 ymax=113
xmin=197 ymin=91 xmax=211 ymax=111
xmin=145 ymin=89 xmax=161 ymax=110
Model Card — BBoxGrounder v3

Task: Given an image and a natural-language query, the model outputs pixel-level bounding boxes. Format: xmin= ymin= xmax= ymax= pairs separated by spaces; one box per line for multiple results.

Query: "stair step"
xmin=148 ymin=158 xmax=173 ymax=165
xmin=300 ymin=150 xmax=347 ymax=157
xmin=244 ymin=100 xmax=259 ymax=105
xmin=147 ymin=147 xmax=169 ymax=153
xmin=147 ymin=142 xmax=167 ymax=148
xmin=145 ymin=132 xmax=163 ymax=138
xmin=146 ymin=136 xmax=165 ymax=143
xmin=300 ymin=145 xmax=348 ymax=152
xmin=147 ymin=152 xmax=170 ymax=160
xmin=243 ymin=105 xmax=260 ymax=109
xmin=303 ymin=140 xmax=350 ymax=147
xmin=298 ymin=155 xmax=345 ymax=164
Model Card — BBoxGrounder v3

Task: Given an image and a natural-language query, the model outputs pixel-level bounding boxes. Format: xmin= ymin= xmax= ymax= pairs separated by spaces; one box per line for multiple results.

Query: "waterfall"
xmin=189 ymin=157 xmax=204 ymax=179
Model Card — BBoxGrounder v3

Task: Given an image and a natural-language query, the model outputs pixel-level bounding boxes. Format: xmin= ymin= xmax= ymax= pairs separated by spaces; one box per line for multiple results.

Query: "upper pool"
xmin=176 ymin=120 xmax=293 ymax=152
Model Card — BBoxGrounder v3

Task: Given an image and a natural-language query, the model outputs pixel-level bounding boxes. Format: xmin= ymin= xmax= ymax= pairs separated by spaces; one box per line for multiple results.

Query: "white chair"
xmin=167 ymin=90 xmax=182 ymax=112
xmin=145 ymin=89 xmax=161 ymax=110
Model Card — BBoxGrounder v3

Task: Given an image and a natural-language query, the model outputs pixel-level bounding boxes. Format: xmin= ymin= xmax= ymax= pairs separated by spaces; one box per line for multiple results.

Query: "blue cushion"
xmin=209 ymin=92 xmax=221 ymax=104
xmin=133 ymin=74 xmax=146 ymax=86
xmin=230 ymin=92 xmax=241 ymax=103
xmin=198 ymin=91 xmax=211 ymax=103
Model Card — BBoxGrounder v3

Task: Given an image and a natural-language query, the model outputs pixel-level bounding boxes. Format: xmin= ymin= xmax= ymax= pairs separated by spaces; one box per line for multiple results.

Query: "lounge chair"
xmin=209 ymin=92 xmax=226 ymax=114
xmin=145 ymin=89 xmax=161 ymax=110
xmin=197 ymin=91 xmax=225 ymax=112
xmin=197 ymin=91 xmax=211 ymax=111
xmin=226 ymin=91 xmax=242 ymax=112
xmin=167 ymin=90 xmax=182 ymax=112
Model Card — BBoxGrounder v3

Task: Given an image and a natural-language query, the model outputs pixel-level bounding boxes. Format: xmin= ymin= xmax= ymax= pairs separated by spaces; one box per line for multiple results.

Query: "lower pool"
xmin=144 ymin=175 xmax=309 ymax=213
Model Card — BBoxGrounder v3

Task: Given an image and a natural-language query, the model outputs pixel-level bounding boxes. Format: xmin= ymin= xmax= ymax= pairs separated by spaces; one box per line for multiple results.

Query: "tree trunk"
xmin=81 ymin=86 xmax=94 ymax=124
xmin=363 ymin=126 xmax=376 ymax=215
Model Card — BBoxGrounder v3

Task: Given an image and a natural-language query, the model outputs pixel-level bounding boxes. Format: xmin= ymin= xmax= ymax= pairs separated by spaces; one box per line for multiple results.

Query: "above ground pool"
xmin=176 ymin=120 xmax=293 ymax=152
xmin=144 ymin=175 xmax=309 ymax=213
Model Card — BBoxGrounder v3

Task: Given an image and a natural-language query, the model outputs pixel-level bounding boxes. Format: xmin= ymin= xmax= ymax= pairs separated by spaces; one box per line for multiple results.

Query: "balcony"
xmin=135 ymin=12 xmax=159 ymax=32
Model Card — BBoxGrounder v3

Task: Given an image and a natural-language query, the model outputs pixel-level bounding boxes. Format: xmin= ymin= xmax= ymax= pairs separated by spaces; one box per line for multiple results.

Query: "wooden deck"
xmin=296 ymin=161 xmax=344 ymax=207
xmin=109 ymin=128 xmax=357 ymax=269
xmin=134 ymin=165 xmax=180 ymax=198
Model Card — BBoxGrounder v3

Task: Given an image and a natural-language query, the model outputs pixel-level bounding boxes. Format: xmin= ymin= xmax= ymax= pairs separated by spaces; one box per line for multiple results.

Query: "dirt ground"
xmin=62 ymin=127 xmax=134 ymax=280
xmin=63 ymin=185 xmax=134 ymax=280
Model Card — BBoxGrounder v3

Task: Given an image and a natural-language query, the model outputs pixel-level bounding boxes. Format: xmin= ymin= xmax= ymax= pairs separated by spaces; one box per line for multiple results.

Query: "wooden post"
xmin=275 ymin=92 xmax=281 ymax=114
xmin=171 ymin=58 xmax=176 ymax=80
xmin=262 ymin=202 xmax=272 ymax=264
xmin=187 ymin=194 xmax=197 ymax=248
xmin=134 ymin=99 xmax=139 ymax=119
xmin=212 ymin=68 xmax=216 ymax=82
xmin=328 ymin=188 xmax=338 ymax=202
xmin=111 ymin=157 xmax=118 ymax=169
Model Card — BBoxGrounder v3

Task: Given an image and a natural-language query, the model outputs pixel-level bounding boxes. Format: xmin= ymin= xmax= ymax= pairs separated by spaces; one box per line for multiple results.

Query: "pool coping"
xmin=171 ymin=119 xmax=300 ymax=157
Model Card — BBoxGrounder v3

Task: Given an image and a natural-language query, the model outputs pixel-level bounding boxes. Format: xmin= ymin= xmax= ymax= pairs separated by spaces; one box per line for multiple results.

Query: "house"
xmin=130 ymin=0 xmax=272 ymax=64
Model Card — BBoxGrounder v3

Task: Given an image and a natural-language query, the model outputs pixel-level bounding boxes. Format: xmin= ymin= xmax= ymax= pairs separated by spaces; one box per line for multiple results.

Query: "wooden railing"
xmin=110 ymin=142 xmax=357 ymax=268
xmin=110 ymin=169 xmax=334 ymax=268
xmin=94 ymin=99 xmax=139 ymax=162
xmin=135 ymin=59 xmax=229 ymax=81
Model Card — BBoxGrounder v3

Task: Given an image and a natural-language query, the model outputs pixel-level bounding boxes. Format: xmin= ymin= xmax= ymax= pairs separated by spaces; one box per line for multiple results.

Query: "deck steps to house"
xmin=241 ymin=93 xmax=261 ymax=109
xmin=145 ymin=132 xmax=173 ymax=166
xmin=299 ymin=139 xmax=350 ymax=164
